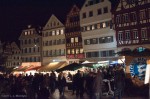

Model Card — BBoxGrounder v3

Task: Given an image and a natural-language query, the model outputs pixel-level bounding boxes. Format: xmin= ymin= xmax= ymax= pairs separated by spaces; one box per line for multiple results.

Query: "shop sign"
xmin=130 ymin=57 xmax=147 ymax=80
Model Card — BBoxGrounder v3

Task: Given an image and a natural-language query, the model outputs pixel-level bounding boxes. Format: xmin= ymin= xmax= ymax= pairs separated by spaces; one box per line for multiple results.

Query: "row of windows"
xmin=85 ymin=0 xmax=104 ymax=7
xmin=12 ymin=56 xmax=20 ymax=60
xmin=86 ymin=50 xmax=115 ymax=58
xmin=43 ymin=29 xmax=64 ymax=37
xmin=22 ymin=57 xmax=40 ymax=62
xmin=43 ymin=49 xmax=65 ymax=57
xmin=84 ymin=36 xmax=113 ymax=45
xmin=116 ymin=9 xmax=150 ymax=23
xmin=21 ymin=38 xmax=40 ymax=45
xmin=69 ymin=16 xmax=79 ymax=23
xmin=82 ymin=7 xmax=108 ymax=18
xmin=24 ymin=30 xmax=34 ymax=35
xmin=65 ymin=27 xmax=80 ymax=33
xmin=43 ymin=39 xmax=65 ymax=46
xmin=66 ymin=37 xmax=79 ymax=44
xmin=22 ymin=47 xmax=40 ymax=53
xmin=46 ymin=21 xmax=60 ymax=28
xmin=12 ymin=62 xmax=20 ymax=66
xmin=12 ymin=51 xmax=21 ymax=54
xmin=67 ymin=48 xmax=84 ymax=54
xmin=81 ymin=20 xmax=112 ymax=32
xmin=118 ymin=29 xmax=148 ymax=40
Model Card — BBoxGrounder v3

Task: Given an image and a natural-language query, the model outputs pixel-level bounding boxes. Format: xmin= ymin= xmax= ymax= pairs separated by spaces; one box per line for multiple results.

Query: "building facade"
xmin=112 ymin=0 xmax=150 ymax=50
xmin=42 ymin=14 xmax=67 ymax=65
xmin=65 ymin=5 xmax=84 ymax=64
xmin=11 ymin=42 xmax=22 ymax=67
xmin=2 ymin=42 xmax=12 ymax=67
xmin=112 ymin=0 xmax=150 ymax=77
xmin=80 ymin=0 xmax=118 ymax=66
xmin=19 ymin=25 xmax=42 ymax=66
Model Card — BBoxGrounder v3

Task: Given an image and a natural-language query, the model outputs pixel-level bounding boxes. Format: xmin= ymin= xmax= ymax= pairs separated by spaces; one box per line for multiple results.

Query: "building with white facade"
xmin=80 ymin=0 xmax=119 ymax=66
xmin=19 ymin=25 xmax=42 ymax=67
xmin=42 ymin=14 xmax=67 ymax=66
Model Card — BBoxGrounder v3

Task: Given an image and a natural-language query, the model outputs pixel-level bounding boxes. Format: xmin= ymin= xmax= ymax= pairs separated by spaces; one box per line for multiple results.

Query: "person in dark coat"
xmin=74 ymin=70 xmax=85 ymax=98
xmin=113 ymin=66 xmax=125 ymax=99
xmin=57 ymin=72 xmax=66 ymax=96
xmin=85 ymin=72 xmax=95 ymax=99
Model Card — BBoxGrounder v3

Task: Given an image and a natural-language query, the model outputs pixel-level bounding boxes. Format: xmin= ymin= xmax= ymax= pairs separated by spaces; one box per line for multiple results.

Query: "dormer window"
xmin=25 ymin=31 xmax=27 ymax=35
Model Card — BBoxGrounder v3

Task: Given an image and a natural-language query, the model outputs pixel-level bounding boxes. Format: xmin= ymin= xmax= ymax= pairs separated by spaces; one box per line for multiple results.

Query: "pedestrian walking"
xmin=58 ymin=72 xmax=66 ymax=96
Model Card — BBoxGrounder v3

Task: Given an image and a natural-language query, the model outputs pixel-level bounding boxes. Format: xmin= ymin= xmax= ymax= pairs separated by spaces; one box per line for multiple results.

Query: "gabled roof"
xmin=19 ymin=26 xmax=41 ymax=40
xmin=68 ymin=4 xmax=80 ymax=15
xmin=43 ymin=14 xmax=64 ymax=30
xmin=11 ymin=42 xmax=20 ymax=51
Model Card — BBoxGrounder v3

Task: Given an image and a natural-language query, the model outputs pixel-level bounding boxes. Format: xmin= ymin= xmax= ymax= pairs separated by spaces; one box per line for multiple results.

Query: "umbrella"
xmin=56 ymin=63 xmax=82 ymax=72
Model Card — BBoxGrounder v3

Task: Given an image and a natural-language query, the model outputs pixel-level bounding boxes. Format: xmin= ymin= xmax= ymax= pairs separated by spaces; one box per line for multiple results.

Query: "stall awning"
xmin=25 ymin=66 xmax=41 ymax=72
xmin=38 ymin=61 xmax=68 ymax=72
xmin=13 ymin=62 xmax=41 ymax=72
xmin=14 ymin=66 xmax=29 ymax=71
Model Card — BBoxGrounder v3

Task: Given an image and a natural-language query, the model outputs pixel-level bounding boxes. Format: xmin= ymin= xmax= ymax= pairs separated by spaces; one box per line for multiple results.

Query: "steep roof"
xmin=43 ymin=14 xmax=64 ymax=30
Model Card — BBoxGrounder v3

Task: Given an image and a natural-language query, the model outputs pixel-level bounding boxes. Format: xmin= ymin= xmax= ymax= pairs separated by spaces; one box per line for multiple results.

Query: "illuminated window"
xmin=87 ymin=26 xmax=90 ymax=30
xmin=71 ymin=49 xmax=75 ymax=54
xmin=25 ymin=31 xmax=27 ymax=35
xmin=56 ymin=30 xmax=59 ymax=35
xmin=103 ymin=22 xmax=106 ymax=28
xmin=75 ymin=37 xmax=78 ymax=42
xmin=52 ymin=31 xmax=55 ymax=36
xmin=28 ymin=31 xmax=30 ymax=35
xmin=80 ymin=48 xmax=83 ymax=53
xmin=67 ymin=49 xmax=71 ymax=54
xmin=71 ymin=38 xmax=74 ymax=43
xmin=76 ymin=49 xmax=79 ymax=54
xmin=60 ymin=29 xmax=64 ymax=35
xmin=92 ymin=25 xmax=95 ymax=30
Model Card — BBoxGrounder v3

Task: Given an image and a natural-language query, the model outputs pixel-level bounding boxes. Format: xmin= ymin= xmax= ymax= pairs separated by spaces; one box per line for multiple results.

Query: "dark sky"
xmin=0 ymin=0 xmax=85 ymax=44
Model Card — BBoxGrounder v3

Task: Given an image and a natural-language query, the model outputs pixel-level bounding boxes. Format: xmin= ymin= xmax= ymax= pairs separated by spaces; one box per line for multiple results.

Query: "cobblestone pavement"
xmin=50 ymin=88 xmax=147 ymax=99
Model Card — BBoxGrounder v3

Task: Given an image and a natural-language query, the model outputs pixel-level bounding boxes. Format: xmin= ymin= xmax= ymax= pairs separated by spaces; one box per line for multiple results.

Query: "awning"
xmin=38 ymin=61 xmax=68 ymax=72
xmin=13 ymin=62 xmax=41 ymax=72
xmin=56 ymin=63 xmax=82 ymax=72
xmin=25 ymin=66 xmax=41 ymax=72
xmin=14 ymin=66 xmax=29 ymax=71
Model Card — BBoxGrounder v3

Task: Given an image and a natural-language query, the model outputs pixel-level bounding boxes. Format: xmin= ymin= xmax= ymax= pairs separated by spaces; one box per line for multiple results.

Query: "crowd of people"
xmin=0 ymin=66 xmax=148 ymax=99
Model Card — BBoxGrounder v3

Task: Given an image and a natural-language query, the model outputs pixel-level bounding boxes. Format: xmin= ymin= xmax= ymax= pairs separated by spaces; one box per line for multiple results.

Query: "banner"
xmin=130 ymin=58 xmax=147 ymax=80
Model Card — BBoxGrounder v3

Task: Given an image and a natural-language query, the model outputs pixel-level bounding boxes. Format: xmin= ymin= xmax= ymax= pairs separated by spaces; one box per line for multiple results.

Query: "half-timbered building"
xmin=65 ymin=5 xmax=84 ymax=64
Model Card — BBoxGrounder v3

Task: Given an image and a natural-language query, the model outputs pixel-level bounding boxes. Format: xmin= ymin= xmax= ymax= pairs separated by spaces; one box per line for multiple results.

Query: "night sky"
xmin=0 ymin=0 xmax=85 ymax=44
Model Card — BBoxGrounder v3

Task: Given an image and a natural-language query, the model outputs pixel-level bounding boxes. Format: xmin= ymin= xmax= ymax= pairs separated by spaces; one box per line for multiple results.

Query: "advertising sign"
xmin=130 ymin=58 xmax=147 ymax=80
